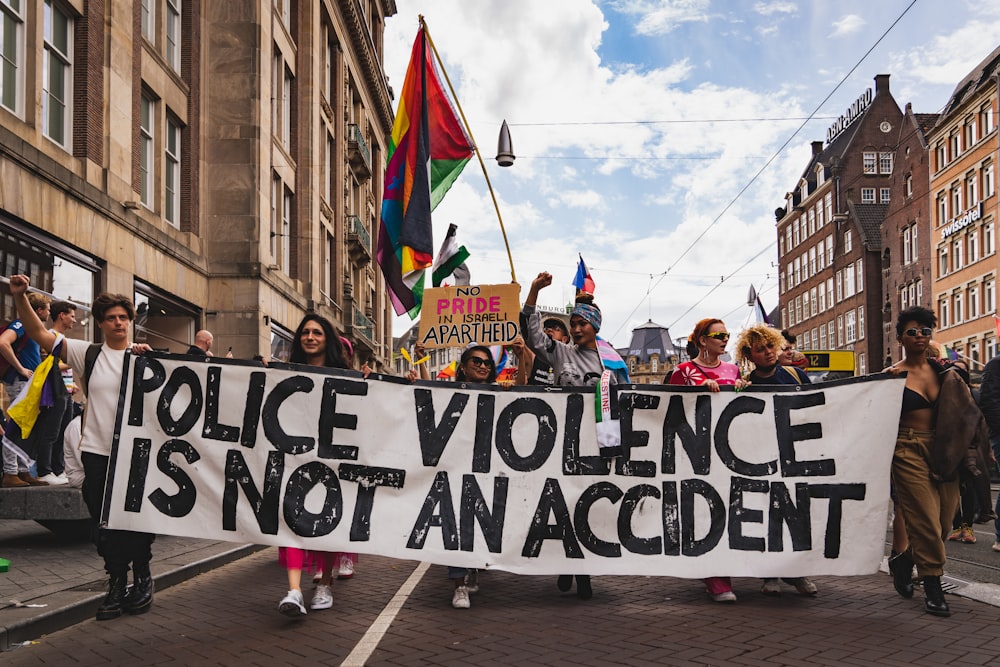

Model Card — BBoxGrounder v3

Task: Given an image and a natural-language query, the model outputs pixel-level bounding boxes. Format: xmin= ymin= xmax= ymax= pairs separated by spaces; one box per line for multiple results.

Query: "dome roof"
xmin=625 ymin=320 xmax=678 ymax=363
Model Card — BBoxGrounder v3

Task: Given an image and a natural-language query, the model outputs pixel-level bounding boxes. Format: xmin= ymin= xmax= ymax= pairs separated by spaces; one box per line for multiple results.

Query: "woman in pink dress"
xmin=669 ymin=318 xmax=747 ymax=603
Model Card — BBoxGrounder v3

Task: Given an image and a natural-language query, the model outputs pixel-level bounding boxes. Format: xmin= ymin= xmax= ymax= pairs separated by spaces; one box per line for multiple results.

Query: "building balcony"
xmin=350 ymin=304 xmax=376 ymax=352
xmin=347 ymin=214 xmax=372 ymax=266
xmin=347 ymin=123 xmax=372 ymax=181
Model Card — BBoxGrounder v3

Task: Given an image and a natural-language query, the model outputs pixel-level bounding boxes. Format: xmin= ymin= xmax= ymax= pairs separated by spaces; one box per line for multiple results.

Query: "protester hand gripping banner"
xmin=104 ymin=353 xmax=904 ymax=577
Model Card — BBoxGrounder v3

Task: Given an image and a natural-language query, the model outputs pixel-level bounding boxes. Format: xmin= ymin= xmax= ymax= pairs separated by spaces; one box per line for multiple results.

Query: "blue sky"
xmin=384 ymin=1 xmax=1000 ymax=348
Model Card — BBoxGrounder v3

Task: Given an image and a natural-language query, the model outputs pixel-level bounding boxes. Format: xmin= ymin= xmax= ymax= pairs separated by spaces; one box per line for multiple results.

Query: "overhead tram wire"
xmin=666 ymin=241 xmax=776 ymax=331
xmin=606 ymin=0 xmax=920 ymax=342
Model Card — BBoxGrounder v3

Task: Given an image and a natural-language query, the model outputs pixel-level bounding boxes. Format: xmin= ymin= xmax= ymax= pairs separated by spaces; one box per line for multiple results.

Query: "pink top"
xmin=669 ymin=360 xmax=741 ymax=387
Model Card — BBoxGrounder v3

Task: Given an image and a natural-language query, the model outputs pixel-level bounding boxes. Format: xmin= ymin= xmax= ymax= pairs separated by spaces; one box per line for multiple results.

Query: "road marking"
xmin=340 ymin=561 xmax=431 ymax=667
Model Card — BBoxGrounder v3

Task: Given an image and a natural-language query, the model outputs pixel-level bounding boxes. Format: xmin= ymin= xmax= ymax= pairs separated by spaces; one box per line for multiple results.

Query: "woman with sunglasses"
xmin=277 ymin=314 xmax=352 ymax=618
xmin=669 ymin=318 xmax=747 ymax=602
xmin=447 ymin=345 xmax=498 ymax=609
xmin=885 ymin=306 xmax=988 ymax=617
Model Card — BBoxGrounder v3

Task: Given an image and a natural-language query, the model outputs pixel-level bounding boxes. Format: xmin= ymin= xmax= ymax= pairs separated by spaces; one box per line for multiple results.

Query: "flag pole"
xmin=419 ymin=16 xmax=517 ymax=284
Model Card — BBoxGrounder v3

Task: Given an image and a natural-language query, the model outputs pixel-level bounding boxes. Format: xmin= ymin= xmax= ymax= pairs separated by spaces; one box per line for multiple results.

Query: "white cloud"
xmin=829 ymin=14 xmax=865 ymax=37
xmin=753 ymin=2 xmax=797 ymax=16
xmin=609 ymin=0 xmax=713 ymax=35
xmin=888 ymin=21 xmax=1000 ymax=90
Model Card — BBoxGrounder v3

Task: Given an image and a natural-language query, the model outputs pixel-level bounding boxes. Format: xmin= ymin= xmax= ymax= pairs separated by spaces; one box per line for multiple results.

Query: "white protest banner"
xmin=417 ymin=283 xmax=520 ymax=349
xmin=104 ymin=354 xmax=904 ymax=577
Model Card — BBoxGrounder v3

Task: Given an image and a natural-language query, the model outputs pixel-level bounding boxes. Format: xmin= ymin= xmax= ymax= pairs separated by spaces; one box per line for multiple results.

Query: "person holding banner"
xmin=277 ymin=314 xmax=355 ymax=617
xmin=669 ymin=318 xmax=748 ymax=603
xmin=734 ymin=324 xmax=819 ymax=598
xmin=7 ymin=274 xmax=155 ymax=621
xmin=446 ymin=344 xmax=499 ymax=609
xmin=522 ymin=272 xmax=629 ymax=600
xmin=885 ymin=306 xmax=989 ymax=617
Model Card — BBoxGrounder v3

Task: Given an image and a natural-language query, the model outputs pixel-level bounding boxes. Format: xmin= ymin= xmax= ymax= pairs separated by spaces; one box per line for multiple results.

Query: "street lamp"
xmin=496 ymin=119 xmax=515 ymax=167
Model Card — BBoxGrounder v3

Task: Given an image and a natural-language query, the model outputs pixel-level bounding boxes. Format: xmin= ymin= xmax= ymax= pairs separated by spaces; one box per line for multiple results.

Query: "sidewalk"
xmin=0 ymin=519 xmax=262 ymax=651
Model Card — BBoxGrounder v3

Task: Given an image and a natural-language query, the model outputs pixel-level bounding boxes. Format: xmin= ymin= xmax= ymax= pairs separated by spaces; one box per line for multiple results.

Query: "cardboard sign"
xmin=103 ymin=354 xmax=905 ymax=577
xmin=417 ymin=283 xmax=521 ymax=349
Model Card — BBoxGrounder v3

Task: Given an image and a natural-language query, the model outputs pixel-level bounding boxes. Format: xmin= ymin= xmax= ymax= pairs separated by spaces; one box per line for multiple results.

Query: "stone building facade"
xmin=0 ymin=0 xmax=397 ymax=368
xmin=926 ymin=46 xmax=999 ymax=370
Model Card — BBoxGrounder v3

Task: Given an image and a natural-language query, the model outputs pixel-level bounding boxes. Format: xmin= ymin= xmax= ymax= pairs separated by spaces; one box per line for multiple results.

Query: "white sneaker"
xmin=38 ymin=473 xmax=68 ymax=485
xmin=53 ymin=473 xmax=69 ymax=484
xmin=337 ymin=556 xmax=354 ymax=579
xmin=760 ymin=578 xmax=781 ymax=596
xmin=311 ymin=584 xmax=333 ymax=610
xmin=278 ymin=589 xmax=307 ymax=617
xmin=785 ymin=577 xmax=818 ymax=596
xmin=992 ymin=541 xmax=1000 ymax=553
xmin=451 ymin=585 xmax=471 ymax=609
xmin=709 ymin=590 xmax=737 ymax=603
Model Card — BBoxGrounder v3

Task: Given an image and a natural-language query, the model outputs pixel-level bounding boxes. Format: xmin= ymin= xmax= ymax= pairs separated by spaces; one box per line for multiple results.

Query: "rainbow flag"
xmin=377 ymin=27 xmax=474 ymax=318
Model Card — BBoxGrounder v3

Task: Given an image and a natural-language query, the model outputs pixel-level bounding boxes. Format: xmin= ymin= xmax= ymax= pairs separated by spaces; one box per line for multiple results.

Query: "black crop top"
xmin=901 ymin=387 xmax=934 ymax=412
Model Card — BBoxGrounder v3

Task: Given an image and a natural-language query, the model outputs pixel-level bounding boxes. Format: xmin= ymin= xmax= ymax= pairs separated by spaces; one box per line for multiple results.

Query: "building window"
xmin=935 ymin=142 xmax=946 ymax=170
xmin=819 ymin=325 xmax=827 ymax=349
xmin=985 ymin=162 xmax=995 ymax=198
xmin=844 ymin=230 xmax=852 ymax=253
xmin=810 ymin=287 xmax=818 ymax=317
xmin=281 ymin=186 xmax=292 ymax=272
xmin=322 ymin=228 xmax=334 ymax=301
xmin=844 ymin=266 xmax=855 ymax=297
xmin=270 ymin=172 xmax=279 ymax=259
xmin=818 ymin=282 xmax=826 ymax=312
xmin=164 ymin=116 xmax=181 ymax=226
xmin=982 ymin=103 xmax=995 ymax=135
xmin=856 ymin=259 xmax=863 ymax=292
xmin=140 ymin=94 xmax=155 ymax=207
xmin=863 ymin=152 xmax=877 ymax=174
xmin=785 ymin=225 xmax=792 ymax=251
xmin=42 ymin=0 xmax=72 ymax=147
xmin=827 ymin=321 xmax=835 ymax=349
xmin=912 ymin=223 xmax=918 ymax=261
xmin=970 ymin=285 xmax=979 ymax=320
xmin=916 ymin=279 xmax=923 ymax=303
xmin=937 ymin=193 xmax=948 ymax=225
xmin=809 ymin=247 xmax=816 ymax=276
xmin=826 ymin=234 xmax=833 ymax=265
xmin=824 ymin=193 xmax=833 ymax=224
xmin=989 ymin=336 xmax=998 ymax=361
xmin=141 ymin=0 xmax=154 ymax=41
xmin=903 ymin=227 xmax=912 ymax=264
xmin=901 ymin=285 xmax=909 ymax=310
xmin=939 ymin=298 xmax=949 ymax=328
xmin=939 ymin=246 xmax=948 ymax=275
xmin=166 ymin=0 xmax=181 ymax=73
xmin=794 ymin=256 xmax=801 ymax=286
xmin=825 ymin=278 xmax=833 ymax=311
xmin=861 ymin=188 xmax=876 ymax=203
xmin=1 ymin=0 xmax=24 ymax=115
xmin=651 ymin=356 xmax=658 ymax=374
xmin=836 ymin=270 xmax=842 ymax=301
xmin=837 ymin=315 xmax=844 ymax=347
xmin=282 ymin=65 xmax=292 ymax=150
xmin=879 ymin=152 xmax=893 ymax=175
xmin=950 ymin=132 xmax=960 ymax=160
xmin=965 ymin=117 xmax=977 ymax=147
xmin=967 ymin=171 xmax=978 ymax=206
xmin=905 ymin=174 xmax=913 ymax=198
xmin=954 ymin=292 xmax=963 ymax=324
xmin=951 ymin=185 xmax=962 ymax=217
xmin=817 ymin=239 xmax=825 ymax=269
xmin=795 ymin=296 xmax=802 ymax=324
xmin=969 ymin=231 xmax=979 ymax=264
xmin=953 ymin=238 xmax=963 ymax=270
xmin=780 ymin=307 xmax=787 ymax=328
xmin=803 ymin=291 xmax=810 ymax=321
xmin=880 ymin=187 xmax=890 ymax=203
xmin=858 ymin=352 xmax=866 ymax=375
xmin=793 ymin=219 xmax=800 ymax=246
xmin=786 ymin=264 xmax=793 ymax=292
xmin=986 ymin=222 xmax=995 ymax=255
xmin=858 ymin=305 xmax=865 ymax=339
xmin=807 ymin=208 xmax=815 ymax=236
xmin=986 ymin=277 xmax=995 ymax=314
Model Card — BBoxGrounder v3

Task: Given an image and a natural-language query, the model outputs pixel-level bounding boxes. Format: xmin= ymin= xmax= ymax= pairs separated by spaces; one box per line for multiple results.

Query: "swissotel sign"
xmin=941 ymin=202 xmax=984 ymax=238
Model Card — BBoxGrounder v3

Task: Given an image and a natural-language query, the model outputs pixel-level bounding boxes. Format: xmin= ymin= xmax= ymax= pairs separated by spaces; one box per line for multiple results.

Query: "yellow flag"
xmin=8 ymin=352 xmax=57 ymax=438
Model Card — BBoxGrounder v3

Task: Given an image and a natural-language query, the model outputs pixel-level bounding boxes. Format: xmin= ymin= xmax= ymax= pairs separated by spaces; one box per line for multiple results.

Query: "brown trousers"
xmin=891 ymin=428 xmax=959 ymax=577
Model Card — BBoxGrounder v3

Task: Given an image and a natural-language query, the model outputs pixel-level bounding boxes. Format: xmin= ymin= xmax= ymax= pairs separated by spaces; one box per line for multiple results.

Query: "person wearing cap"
xmin=513 ymin=316 xmax=569 ymax=386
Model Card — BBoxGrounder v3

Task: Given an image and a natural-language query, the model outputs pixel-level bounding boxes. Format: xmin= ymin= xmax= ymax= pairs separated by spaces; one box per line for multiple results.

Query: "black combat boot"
xmin=575 ymin=575 xmax=593 ymax=600
xmin=96 ymin=573 xmax=129 ymax=621
xmin=887 ymin=550 xmax=914 ymax=598
xmin=922 ymin=575 xmax=950 ymax=617
xmin=124 ymin=562 xmax=154 ymax=615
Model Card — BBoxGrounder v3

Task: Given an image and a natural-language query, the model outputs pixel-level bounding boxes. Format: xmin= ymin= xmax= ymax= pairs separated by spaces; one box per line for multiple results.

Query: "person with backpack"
xmin=0 ymin=292 xmax=52 ymax=487
xmin=7 ymin=274 xmax=154 ymax=621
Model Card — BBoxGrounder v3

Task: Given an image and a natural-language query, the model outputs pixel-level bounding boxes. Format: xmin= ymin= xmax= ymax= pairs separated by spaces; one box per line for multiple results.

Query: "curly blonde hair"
xmin=734 ymin=324 xmax=785 ymax=375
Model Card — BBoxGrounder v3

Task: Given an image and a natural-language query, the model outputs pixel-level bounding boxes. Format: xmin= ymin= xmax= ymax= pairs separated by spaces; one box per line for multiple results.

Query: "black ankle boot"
xmin=888 ymin=550 xmax=914 ymax=599
xmin=557 ymin=574 xmax=573 ymax=592
xmin=575 ymin=575 xmax=593 ymax=600
xmin=124 ymin=563 xmax=154 ymax=615
xmin=96 ymin=573 xmax=129 ymax=621
xmin=922 ymin=575 xmax=950 ymax=617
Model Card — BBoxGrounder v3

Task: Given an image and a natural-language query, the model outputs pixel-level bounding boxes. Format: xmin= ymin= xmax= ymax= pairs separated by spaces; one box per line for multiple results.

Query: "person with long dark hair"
xmin=277 ymin=314 xmax=351 ymax=617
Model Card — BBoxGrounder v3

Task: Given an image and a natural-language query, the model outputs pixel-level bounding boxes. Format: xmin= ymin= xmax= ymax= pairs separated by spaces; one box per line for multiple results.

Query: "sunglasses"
xmin=467 ymin=357 xmax=492 ymax=367
xmin=904 ymin=327 xmax=933 ymax=338
xmin=705 ymin=332 xmax=730 ymax=341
